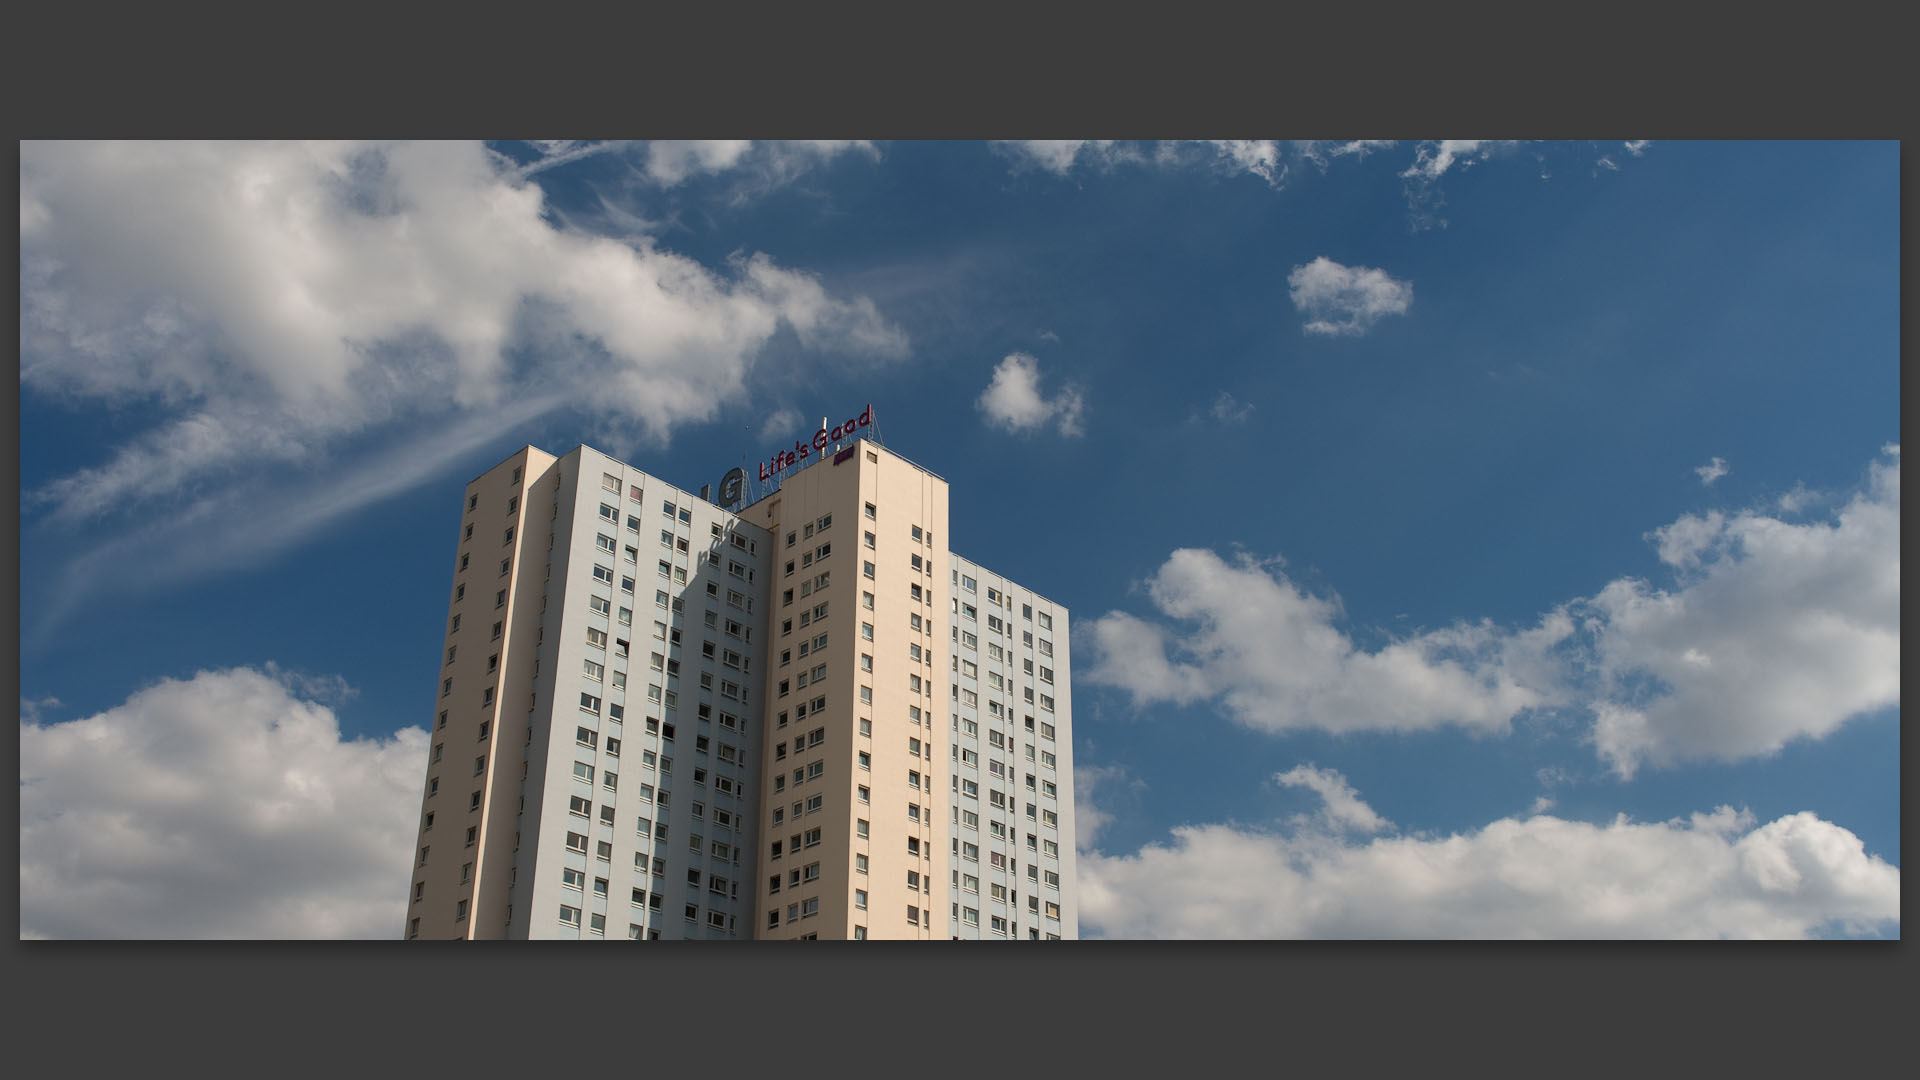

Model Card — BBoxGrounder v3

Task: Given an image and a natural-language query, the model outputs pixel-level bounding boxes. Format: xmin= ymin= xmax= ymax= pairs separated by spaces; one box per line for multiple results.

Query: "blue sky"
xmin=18 ymin=140 xmax=1899 ymax=938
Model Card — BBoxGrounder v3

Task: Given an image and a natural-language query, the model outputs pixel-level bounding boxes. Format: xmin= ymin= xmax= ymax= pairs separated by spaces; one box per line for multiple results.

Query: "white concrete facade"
xmin=405 ymin=446 xmax=769 ymax=940
xmin=946 ymin=555 xmax=1078 ymax=939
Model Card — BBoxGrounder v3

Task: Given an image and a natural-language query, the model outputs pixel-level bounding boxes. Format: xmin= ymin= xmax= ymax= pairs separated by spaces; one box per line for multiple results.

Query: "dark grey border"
xmin=7 ymin=2 xmax=1911 ymax=1073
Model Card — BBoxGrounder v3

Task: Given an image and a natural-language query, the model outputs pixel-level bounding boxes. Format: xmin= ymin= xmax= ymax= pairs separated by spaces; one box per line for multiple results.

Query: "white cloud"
xmin=1276 ymin=765 xmax=1391 ymax=834
xmin=1400 ymin=140 xmax=1516 ymax=181
xmin=1001 ymin=141 xmax=1109 ymax=175
xmin=1073 ymin=764 xmax=1146 ymax=851
xmin=19 ymin=695 xmax=61 ymax=724
xmin=516 ymin=139 xmax=620 ymax=178
xmin=1296 ymin=140 xmax=1397 ymax=168
xmin=20 ymin=141 xmax=906 ymax=607
xmin=1777 ymin=482 xmax=1817 ymax=513
xmin=641 ymin=140 xmax=755 ymax=184
xmin=1584 ymin=447 xmax=1900 ymax=777
xmin=760 ymin=407 xmax=805 ymax=441
xmin=1082 ymin=447 xmax=1901 ymax=776
xmin=1000 ymin=140 xmax=1285 ymax=186
xmin=1287 ymin=257 xmax=1413 ymax=336
xmin=1203 ymin=141 xmax=1284 ymax=186
xmin=1208 ymin=391 xmax=1254 ymax=425
xmin=1079 ymin=803 xmax=1899 ymax=938
xmin=976 ymin=352 xmax=1086 ymax=437
xmin=1083 ymin=549 xmax=1568 ymax=736
xmin=1625 ymin=140 xmax=1652 ymax=156
xmin=1696 ymin=456 xmax=1730 ymax=485
xmin=20 ymin=667 xmax=425 ymax=938
xmin=636 ymin=140 xmax=878 ymax=193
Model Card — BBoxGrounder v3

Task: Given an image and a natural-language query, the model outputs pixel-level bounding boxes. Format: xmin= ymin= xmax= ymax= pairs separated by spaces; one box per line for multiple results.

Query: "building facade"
xmin=403 ymin=431 xmax=1074 ymax=940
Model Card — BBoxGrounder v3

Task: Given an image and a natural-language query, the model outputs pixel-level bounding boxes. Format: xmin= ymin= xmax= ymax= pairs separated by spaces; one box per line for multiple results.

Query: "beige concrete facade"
xmin=744 ymin=441 xmax=950 ymax=939
xmin=407 ymin=446 xmax=557 ymax=940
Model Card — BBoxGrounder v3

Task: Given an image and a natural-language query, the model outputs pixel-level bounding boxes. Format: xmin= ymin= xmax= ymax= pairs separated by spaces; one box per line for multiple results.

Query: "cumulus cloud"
xmin=1696 ymin=456 xmax=1730 ymax=485
xmin=976 ymin=352 xmax=1086 ymax=437
xmin=1082 ymin=447 xmax=1901 ymax=776
xmin=19 ymin=141 xmax=906 ymax=616
xmin=1079 ymin=802 xmax=1899 ymax=939
xmin=1776 ymin=483 xmax=1817 ymax=513
xmin=1083 ymin=549 xmax=1569 ymax=736
xmin=1584 ymin=446 xmax=1899 ymax=776
xmin=20 ymin=667 xmax=426 ymax=938
xmin=1276 ymin=765 xmax=1391 ymax=834
xmin=1287 ymin=257 xmax=1413 ymax=336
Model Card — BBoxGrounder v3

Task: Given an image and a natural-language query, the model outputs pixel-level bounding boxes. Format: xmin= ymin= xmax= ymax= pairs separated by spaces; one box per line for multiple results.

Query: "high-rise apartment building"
xmin=403 ymin=424 xmax=1074 ymax=941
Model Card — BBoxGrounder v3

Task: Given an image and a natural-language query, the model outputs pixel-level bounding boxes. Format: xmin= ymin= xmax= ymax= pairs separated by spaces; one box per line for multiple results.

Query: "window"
xmin=855 ymin=854 xmax=868 ymax=874
xmin=855 ymin=819 xmax=869 ymax=839
xmin=566 ymin=831 xmax=588 ymax=853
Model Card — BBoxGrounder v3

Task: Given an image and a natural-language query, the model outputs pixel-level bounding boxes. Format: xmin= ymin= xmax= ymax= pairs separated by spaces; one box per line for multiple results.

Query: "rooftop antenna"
xmin=742 ymin=425 xmax=761 ymax=504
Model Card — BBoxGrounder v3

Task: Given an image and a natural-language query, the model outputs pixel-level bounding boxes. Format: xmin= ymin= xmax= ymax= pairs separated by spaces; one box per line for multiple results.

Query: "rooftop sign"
xmin=758 ymin=405 xmax=874 ymax=483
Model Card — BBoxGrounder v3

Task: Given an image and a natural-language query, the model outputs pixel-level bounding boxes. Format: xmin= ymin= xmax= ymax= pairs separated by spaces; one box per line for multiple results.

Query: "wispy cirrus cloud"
xmin=1206 ymin=391 xmax=1254 ymax=425
xmin=1400 ymin=140 xmax=1518 ymax=181
xmin=636 ymin=140 xmax=879 ymax=193
xmin=998 ymin=140 xmax=1287 ymax=187
xmin=20 ymin=141 xmax=907 ymax=628
xmin=1295 ymin=140 xmax=1398 ymax=168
